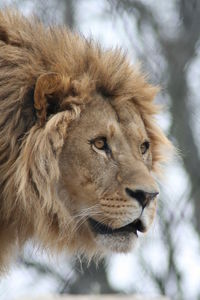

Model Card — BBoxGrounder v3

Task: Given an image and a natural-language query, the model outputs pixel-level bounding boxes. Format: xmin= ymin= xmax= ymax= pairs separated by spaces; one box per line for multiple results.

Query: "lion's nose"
xmin=125 ymin=188 xmax=159 ymax=208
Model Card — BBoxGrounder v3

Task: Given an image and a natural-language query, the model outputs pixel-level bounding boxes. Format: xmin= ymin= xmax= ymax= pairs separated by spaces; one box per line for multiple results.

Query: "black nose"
xmin=125 ymin=188 xmax=159 ymax=208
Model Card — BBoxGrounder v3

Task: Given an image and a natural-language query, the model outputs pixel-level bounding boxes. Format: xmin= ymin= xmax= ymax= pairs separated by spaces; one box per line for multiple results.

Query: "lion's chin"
xmin=95 ymin=231 xmax=138 ymax=253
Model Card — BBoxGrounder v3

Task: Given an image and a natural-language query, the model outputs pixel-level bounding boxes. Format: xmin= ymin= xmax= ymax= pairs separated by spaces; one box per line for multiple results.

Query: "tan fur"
xmin=0 ymin=10 xmax=173 ymax=272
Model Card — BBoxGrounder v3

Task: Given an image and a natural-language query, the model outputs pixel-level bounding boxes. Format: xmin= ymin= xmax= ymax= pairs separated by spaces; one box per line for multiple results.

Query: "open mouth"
xmin=88 ymin=218 xmax=145 ymax=236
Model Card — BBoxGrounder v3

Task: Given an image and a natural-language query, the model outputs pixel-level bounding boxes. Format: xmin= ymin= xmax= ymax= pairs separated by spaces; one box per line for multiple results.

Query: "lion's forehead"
xmin=82 ymin=96 xmax=147 ymax=141
xmin=111 ymin=103 xmax=148 ymax=144
xmin=114 ymin=101 xmax=146 ymax=131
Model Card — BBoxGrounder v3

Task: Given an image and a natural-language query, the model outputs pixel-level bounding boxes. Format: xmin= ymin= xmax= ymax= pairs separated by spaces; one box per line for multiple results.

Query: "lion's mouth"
xmin=88 ymin=218 xmax=145 ymax=236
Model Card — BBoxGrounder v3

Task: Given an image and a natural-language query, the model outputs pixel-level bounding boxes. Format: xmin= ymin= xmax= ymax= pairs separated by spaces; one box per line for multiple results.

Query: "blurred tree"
xmin=9 ymin=0 xmax=76 ymax=27
xmin=62 ymin=0 xmax=75 ymax=29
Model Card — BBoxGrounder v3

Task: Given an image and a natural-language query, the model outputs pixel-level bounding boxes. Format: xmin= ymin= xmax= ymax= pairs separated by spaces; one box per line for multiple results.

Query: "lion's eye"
xmin=140 ymin=141 xmax=150 ymax=155
xmin=94 ymin=138 xmax=106 ymax=150
xmin=90 ymin=137 xmax=110 ymax=154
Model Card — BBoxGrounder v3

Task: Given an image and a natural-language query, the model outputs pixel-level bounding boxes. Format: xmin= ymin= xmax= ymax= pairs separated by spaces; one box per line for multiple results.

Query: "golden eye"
xmin=90 ymin=137 xmax=111 ymax=155
xmin=140 ymin=141 xmax=150 ymax=155
xmin=94 ymin=138 xmax=105 ymax=150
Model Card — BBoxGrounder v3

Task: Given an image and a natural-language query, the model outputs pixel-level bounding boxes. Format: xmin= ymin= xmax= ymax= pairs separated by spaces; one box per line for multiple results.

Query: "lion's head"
xmin=0 ymin=10 xmax=172 ymax=269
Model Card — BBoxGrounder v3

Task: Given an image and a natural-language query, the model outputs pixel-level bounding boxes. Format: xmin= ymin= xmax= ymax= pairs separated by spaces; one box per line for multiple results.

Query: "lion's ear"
xmin=34 ymin=73 xmax=71 ymax=126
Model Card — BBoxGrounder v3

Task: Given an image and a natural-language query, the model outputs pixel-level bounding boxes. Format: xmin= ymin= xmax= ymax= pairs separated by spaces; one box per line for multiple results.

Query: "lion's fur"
xmin=0 ymin=10 xmax=172 ymax=271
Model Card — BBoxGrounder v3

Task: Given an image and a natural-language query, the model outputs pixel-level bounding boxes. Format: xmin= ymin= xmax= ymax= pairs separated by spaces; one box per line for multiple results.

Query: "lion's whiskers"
xmin=64 ymin=204 xmax=102 ymax=238
xmin=72 ymin=210 xmax=102 ymax=236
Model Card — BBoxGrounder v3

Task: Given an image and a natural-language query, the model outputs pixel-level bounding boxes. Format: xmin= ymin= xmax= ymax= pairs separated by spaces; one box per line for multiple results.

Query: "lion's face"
xmin=59 ymin=95 xmax=159 ymax=253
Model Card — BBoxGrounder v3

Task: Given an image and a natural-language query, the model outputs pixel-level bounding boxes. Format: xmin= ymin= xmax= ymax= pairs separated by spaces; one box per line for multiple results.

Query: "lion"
xmin=0 ymin=10 xmax=172 ymax=272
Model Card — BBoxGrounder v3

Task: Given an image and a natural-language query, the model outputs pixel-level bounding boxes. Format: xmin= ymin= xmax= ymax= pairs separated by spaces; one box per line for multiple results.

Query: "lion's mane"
xmin=0 ymin=10 xmax=172 ymax=271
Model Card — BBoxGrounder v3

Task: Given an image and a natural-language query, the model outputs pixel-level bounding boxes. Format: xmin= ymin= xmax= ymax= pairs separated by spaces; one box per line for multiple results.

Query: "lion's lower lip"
xmin=88 ymin=218 xmax=145 ymax=236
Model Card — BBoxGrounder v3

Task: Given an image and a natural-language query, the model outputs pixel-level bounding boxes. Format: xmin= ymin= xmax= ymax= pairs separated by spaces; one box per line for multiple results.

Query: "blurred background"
xmin=0 ymin=1 xmax=200 ymax=300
